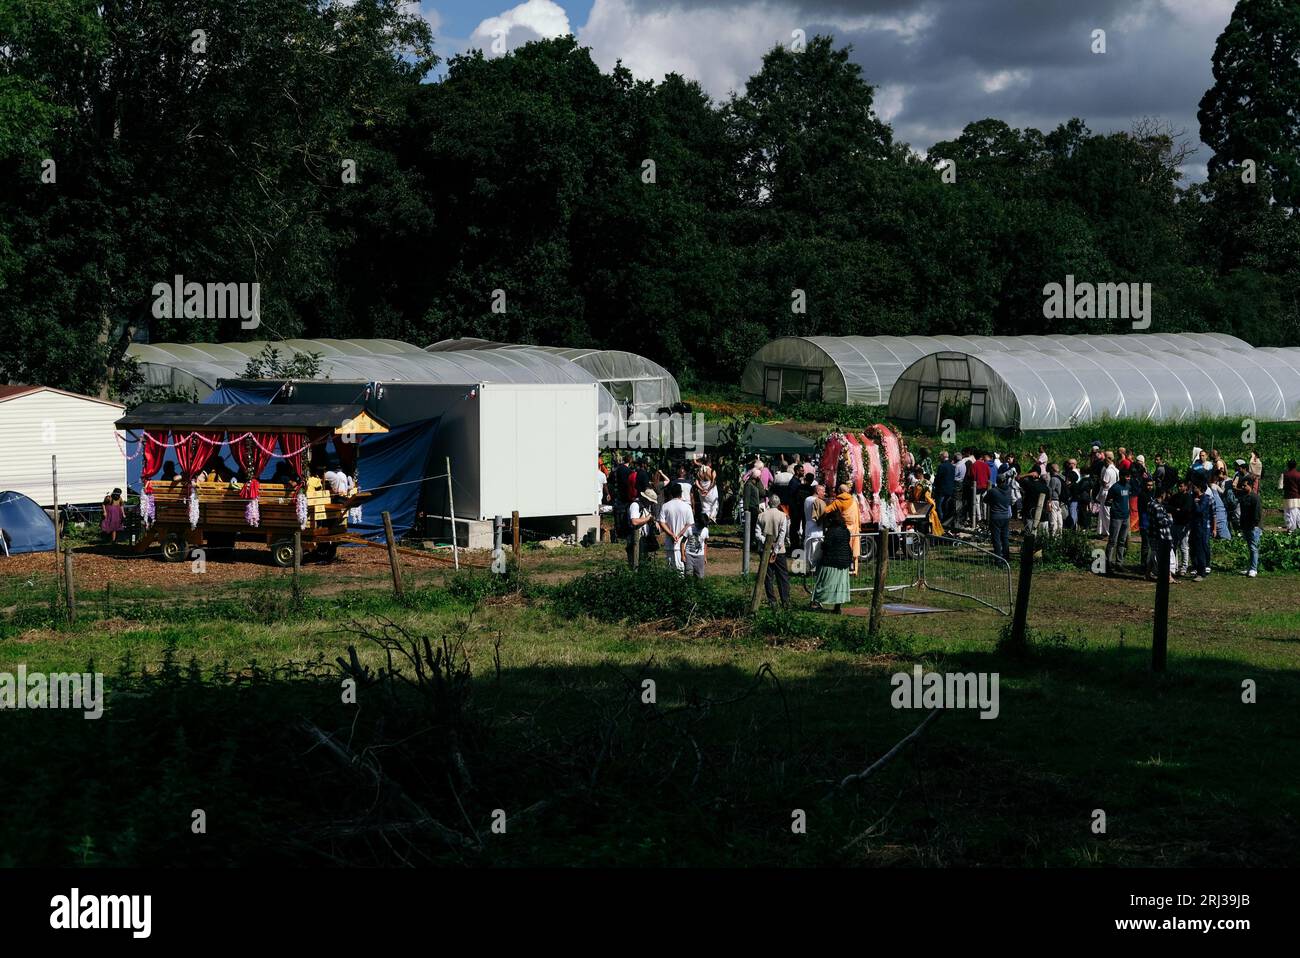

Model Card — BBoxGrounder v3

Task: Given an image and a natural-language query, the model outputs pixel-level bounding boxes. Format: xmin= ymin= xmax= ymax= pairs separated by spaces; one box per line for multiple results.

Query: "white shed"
xmin=0 ymin=386 xmax=126 ymax=507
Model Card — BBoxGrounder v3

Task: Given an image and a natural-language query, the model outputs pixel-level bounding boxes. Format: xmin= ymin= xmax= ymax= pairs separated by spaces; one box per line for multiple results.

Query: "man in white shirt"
xmin=657 ymin=481 xmax=694 ymax=573
xmin=323 ymin=469 xmax=354 ymax=496
xmin=1098 ymin=452 xmax=1119 ymax=534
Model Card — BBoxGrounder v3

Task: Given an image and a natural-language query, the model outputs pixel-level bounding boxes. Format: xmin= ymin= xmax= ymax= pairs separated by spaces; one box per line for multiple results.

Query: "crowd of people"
xmin=926 ymin=445 xmax=1300 ymax=580
xmin=602 ymin=452 xmax=717 ymax=577
xmin=600 ymin=439 xmax=1300 ymax=601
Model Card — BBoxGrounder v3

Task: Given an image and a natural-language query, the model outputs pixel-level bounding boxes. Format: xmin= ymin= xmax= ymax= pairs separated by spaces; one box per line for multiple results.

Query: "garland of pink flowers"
xmin=861 ymin=423 xmax=908 ymax=530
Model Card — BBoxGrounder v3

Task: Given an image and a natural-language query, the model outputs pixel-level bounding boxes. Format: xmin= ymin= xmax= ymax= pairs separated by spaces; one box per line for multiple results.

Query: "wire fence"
xmin=793 ymin=530 xmax=1012 ymax=613
xmin=920 ymin=534 xmax=1013 ymax=615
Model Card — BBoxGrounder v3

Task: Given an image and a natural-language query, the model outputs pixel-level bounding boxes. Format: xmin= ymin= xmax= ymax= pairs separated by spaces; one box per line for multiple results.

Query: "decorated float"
xmin=817 ymin=422 xmax=931 ymax=560
xmin=116 ymin=403 xmax=387 ymax=565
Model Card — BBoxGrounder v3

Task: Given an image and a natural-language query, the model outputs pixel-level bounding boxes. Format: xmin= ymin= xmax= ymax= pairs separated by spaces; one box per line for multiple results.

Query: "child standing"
xmin=101 ymin=488 xmax=125 ymax=543
xmin=682 ymin=511 xmax=709 ymax=578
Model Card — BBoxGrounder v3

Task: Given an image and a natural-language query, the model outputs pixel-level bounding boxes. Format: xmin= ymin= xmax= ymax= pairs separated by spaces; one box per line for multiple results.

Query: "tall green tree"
xmin=0 ymin=0 xmax=434 ymax=396
xmin=1198 ymin=0 xmax=1300 ymax=209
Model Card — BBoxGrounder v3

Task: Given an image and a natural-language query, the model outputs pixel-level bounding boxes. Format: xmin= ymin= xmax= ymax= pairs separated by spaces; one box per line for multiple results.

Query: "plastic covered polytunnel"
xmin=887 ymin=347 xmax=1300 ymax=431
xmin=425 ymin=340 xmax=682 ymax=422
xmin=740 ymin=333 xmax=1256 ymax=407
xmin=125 ymin=338 xmax=623 ymax=431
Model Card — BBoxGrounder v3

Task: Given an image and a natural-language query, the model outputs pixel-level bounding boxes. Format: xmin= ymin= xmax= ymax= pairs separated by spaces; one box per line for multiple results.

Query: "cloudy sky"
xmin=413 ymin=0 xmax=1239 ymax=179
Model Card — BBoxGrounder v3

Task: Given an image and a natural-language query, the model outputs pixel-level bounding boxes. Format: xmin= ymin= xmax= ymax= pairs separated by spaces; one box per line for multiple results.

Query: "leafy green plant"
xmin=1212 ymin=531 xmax=1300 ymax=573
xmin=1040 ymin=528 xmax=1097 ymax=570
xmin=552 ymin=564 xmax=746 ymax=626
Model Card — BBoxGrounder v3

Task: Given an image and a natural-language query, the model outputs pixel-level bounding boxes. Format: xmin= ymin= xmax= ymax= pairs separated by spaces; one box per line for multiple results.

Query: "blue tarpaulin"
xmin=0 ymin=491 xmax=57 ymax=554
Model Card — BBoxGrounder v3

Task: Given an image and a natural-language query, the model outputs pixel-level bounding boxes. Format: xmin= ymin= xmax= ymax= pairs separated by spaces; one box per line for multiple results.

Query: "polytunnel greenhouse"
xmin=886 ymin=346 xmax=1300 ymax=431
xmin=125 ymin=338 xmax=622 ymax=428
xmin=741 ymin=333 xmax=1254 ymax=406
xmin=426 ymin=340 xmax=681 ymax=421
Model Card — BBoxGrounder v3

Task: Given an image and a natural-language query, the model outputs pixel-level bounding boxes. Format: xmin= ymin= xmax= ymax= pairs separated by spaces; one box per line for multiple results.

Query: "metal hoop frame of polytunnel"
xmin=125 ymin=339 xmax=623 ymax=429
xmin=425 ymin=339 xmax=682 ymax=422
xmin=887 ymin=346 xmax=1300 ymax=431
xmin=740 ymin=333 xmax=1255 ymax=407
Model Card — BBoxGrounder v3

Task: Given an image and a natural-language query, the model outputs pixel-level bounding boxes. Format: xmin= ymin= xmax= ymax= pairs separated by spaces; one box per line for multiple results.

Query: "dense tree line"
xmin=1 ymin=0 xmax=1296 ymax=398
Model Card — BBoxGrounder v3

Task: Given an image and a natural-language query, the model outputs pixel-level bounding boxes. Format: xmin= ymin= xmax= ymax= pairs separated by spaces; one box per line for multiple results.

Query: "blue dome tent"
xmin=0 ymin=491 xmax=57 ymax=555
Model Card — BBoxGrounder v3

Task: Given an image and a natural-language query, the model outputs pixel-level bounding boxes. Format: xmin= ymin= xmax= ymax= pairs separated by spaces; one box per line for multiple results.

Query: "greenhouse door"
xmin=764 ymin=367 xmax=783 ymax=404
xmin=918 ymin=388 xmax=941 ymax=428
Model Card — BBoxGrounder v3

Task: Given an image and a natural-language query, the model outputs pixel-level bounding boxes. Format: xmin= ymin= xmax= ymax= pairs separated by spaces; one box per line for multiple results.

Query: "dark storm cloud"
xmin=614 ymin=0 xmax=1231 ymax=171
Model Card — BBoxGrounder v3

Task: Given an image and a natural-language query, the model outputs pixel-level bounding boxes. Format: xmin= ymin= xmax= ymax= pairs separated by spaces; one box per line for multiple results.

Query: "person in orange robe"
xmin=824 ymin=484 xmax=861 ymax=573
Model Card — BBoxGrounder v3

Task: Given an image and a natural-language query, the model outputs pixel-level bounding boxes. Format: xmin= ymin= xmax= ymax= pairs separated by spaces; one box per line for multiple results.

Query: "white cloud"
xmin=579 ymin=0 xmax=796 ymax=98
xmin=470 ymin=0 xmax=571 ymax=54
xmin=873 ymin=83 xmax=907 ymax=122
xmin=830 ymin=9 xmax=936 ymax=41
xmin=979 ymin=69 xmax=1028 ymax=94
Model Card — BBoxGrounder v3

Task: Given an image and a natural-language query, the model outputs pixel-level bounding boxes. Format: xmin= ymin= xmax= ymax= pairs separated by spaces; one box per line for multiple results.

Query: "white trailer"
xmin=0 ymin=386 xmax=126 ymax=507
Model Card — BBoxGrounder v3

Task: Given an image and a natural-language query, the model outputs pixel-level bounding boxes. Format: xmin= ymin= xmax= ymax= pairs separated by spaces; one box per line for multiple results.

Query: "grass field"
xmin=2 ymin=523 xmax=1297 ymax=867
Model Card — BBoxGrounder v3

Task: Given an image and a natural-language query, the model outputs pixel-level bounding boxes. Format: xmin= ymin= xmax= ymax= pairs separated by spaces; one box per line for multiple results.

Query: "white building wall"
xmin=1 ymin=390 xmax=127 ymax=507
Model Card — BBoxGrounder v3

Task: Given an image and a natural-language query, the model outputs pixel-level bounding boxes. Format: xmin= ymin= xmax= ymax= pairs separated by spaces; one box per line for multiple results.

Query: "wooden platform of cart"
xmin=137 ymin=481 xmax=370 ymax=563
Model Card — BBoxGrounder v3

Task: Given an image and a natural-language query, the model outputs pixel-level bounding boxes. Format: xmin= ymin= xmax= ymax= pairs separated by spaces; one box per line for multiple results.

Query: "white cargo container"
xmin=0 ymin=386 xmax=127 ymax=508
xmin=470 ymin=382 xmax=598 ymax=520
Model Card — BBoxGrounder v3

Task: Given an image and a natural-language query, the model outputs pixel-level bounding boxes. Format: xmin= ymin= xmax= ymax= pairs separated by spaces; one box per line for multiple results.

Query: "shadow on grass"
xmin=2 ymin=624 xmax=1296 ymax=869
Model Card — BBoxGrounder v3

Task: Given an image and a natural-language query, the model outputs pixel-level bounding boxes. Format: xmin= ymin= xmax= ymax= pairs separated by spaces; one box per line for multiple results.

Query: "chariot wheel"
xmin=270 ymin=539 xmax=297 ymax=568
xmin=160 ymin=533 xmax=187 ymax=563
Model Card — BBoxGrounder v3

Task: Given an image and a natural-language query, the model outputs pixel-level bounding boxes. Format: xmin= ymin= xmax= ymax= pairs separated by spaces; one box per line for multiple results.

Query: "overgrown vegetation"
xmin=552 ymin=564 xmax=747 ymax=626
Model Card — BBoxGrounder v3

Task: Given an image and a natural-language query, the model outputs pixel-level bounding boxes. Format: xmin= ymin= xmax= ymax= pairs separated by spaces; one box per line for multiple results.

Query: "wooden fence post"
xmin=382 ymin=510 xmax=404 ymax=598
xmin=868 ymin=526 xmax=890 ymax=638
xmin=63 ymin=548 xmax=76 ymax=624
xmin=1008 ymin=497 xmax=1046 ymax=654
xmin=292 ymin=529 xmax=302 ymax=604
xmin=512 ymin=510 xmax=521 ymax=568
xmin=51 ymin=455 xmax=62 ymax=594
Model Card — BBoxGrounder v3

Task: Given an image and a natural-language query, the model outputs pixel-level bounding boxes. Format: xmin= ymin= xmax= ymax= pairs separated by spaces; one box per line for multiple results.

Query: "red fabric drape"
xmin=173 ymin=431 xmax=222 ymax=497
xmin=236 ymin=434 xmax=276 ymax=499
xmin=173 ymin=432 xmax=204 ymax=483
xmin=141 ymin=431 xmax=166 ymax=480
xmin=278 ymin=432 xmax=309 ymax=486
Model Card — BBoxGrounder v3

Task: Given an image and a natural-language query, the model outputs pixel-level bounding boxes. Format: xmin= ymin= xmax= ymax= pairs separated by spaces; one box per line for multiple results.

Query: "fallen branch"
xmin=297 ymin=719 xmax=474 ymax=850
xmin=832 ymin=709 xmax=943 ymax=795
